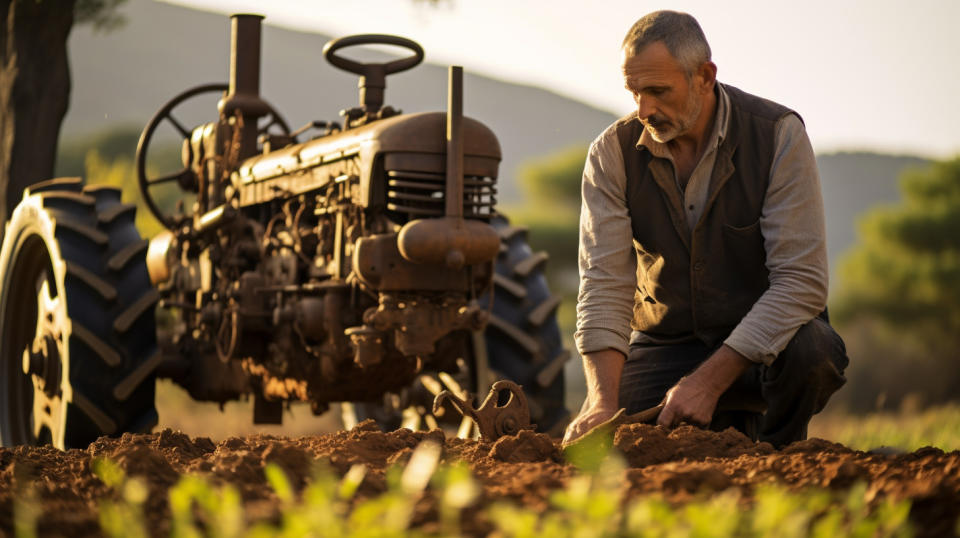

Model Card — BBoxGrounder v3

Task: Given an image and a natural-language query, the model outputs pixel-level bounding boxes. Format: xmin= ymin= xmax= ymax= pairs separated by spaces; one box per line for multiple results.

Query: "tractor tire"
xmin=481 ymin=215 xmax=570 ymax=436
xmin=0 ymin=178 xmax=160 ymax=449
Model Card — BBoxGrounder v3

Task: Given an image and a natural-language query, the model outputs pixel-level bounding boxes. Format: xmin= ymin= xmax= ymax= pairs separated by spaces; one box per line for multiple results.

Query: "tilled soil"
xmin=1 ymin=421 xmax=958 ymax=537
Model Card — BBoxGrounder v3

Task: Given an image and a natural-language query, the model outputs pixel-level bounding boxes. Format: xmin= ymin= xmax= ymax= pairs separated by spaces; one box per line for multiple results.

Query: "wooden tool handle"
xmin=623 ymin=402 xmax=665 ymax=424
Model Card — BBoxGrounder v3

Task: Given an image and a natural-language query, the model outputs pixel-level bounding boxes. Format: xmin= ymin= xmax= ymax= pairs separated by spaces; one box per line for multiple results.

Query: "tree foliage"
xmin=830 ymin=156 xmax=960 ymax=411
xmin=832 ymin=156 xmax=960 ymax=338
xmin=75 ymin=0 xmax=127 ymax=32
xmin=506 ymin=144 xmax=588 ymax=293
xmin=517 ymin=144 xmax=587 ymax=209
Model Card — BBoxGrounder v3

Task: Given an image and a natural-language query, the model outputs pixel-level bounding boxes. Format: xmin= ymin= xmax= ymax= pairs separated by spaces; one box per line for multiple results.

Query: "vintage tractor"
xmin=0 ymin=14 xmax=569 ymax=449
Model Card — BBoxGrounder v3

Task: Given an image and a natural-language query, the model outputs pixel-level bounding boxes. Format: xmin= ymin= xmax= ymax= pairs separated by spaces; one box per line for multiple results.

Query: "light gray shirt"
xmin=575 ymin=84 xmax=828 ymax=366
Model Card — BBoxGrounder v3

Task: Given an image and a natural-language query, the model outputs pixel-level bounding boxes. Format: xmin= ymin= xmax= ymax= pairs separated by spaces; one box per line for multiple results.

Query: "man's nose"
xmin=636 ymin=95 xmax=656 ymax=120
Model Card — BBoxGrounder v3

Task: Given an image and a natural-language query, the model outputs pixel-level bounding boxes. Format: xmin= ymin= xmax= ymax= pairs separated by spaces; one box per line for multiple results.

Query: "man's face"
xmin=621 ymin=41 xmax=704 ymax=143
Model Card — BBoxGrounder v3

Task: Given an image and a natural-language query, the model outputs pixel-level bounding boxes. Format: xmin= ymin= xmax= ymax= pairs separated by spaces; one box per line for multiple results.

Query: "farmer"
xmin=563 ymin=11 xmax=848 ymax=449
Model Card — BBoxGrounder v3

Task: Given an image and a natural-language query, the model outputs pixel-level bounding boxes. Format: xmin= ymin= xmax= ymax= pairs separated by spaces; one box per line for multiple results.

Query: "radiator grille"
xmin=385 ymin=169 xmax=496 ymax=221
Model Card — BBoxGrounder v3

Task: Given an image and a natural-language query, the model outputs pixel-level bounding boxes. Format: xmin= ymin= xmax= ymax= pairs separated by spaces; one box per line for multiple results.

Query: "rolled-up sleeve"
xmin=724 ymin=114 xmax=829 ymax=365
xmin=574 ymin=128 xmax=638 ymax=358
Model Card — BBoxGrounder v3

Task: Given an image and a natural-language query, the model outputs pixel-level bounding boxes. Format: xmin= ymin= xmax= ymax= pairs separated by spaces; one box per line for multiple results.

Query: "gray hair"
xmin=621 ymin=11 xmax=712 ymax=77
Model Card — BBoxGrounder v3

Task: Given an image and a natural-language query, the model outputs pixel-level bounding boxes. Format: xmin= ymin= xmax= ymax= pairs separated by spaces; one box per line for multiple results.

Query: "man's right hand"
xmin=561 ymin=348 xmax=626 ymax=445
xmin=562 ymin=399 xmax=620 ymax=445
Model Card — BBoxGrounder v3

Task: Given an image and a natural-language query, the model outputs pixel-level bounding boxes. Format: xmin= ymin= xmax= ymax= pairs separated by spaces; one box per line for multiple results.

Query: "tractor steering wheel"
xmin=323 ymin=34 xmax=424 ymax=77
xmin=136 ymin=83 xmax=291 ymax=229
xmin=323 ymin=35 xmax=424 ymax=116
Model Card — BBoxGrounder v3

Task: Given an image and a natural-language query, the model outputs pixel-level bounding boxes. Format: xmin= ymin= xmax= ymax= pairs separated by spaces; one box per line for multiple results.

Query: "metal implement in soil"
xmin=0 ymin=13 xmax=570 ymax=449
xmin=561 ymin=403 xmax=665 ymax=454
xmin=433 ymin=380 xmax=533 ymax=442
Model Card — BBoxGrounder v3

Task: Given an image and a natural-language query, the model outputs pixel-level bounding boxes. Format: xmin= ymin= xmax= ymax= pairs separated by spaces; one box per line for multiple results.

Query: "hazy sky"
xmin=168 ymin=0 xmax=960 ymax=158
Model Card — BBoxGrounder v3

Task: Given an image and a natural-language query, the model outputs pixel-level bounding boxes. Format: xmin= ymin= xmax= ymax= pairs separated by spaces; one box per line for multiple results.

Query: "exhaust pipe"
xmin=218 ymin=13 xmax=270 ymax=159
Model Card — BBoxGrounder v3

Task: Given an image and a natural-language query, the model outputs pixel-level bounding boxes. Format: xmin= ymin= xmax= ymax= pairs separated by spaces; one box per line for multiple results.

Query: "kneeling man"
xmin=563 ymin=11 xmax=848 ymax=449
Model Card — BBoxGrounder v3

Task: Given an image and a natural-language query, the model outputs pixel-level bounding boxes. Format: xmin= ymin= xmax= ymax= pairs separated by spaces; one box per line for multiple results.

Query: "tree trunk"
xmin=0 ymin=0 xmax=75 ymax=225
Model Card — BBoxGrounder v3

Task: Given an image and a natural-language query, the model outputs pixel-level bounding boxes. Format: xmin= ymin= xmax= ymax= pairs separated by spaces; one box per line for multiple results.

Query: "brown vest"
xmin=616 ymin=84 xmax=798 ymax=347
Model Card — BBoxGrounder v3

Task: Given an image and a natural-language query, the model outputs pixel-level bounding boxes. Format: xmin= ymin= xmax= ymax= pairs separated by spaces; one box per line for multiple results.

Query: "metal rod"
xmin=445 ymin=66 xmax=464 ymax=219
xmin=229 ymin=14 xmax=263 ymax=97
xmin=229 ymin=14 xmax=263 ymax=158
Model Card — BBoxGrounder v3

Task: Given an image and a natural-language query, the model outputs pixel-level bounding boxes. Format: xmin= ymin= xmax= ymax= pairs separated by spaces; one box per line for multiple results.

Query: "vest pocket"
xmin=723 ymin=219 xmax=761 ymax=235
xmin=721 ymin=219 xmax=767 ymax=283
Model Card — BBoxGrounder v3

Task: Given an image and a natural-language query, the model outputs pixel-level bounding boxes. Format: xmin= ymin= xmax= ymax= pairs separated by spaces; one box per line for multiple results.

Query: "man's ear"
xmin=697 ymin=61 xmax=718 ymax=94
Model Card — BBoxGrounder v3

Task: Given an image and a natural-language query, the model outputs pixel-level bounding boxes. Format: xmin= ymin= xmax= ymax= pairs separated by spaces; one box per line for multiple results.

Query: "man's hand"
xmin=562 ymin=349 xmax=625 ymax=445
xmin=656 ymin=345 xmax=752 ymax=428
xmin=656 ymin=373 xmax=721 ymax=427
xmin=563 ymin=398 xmax=620 ymax=445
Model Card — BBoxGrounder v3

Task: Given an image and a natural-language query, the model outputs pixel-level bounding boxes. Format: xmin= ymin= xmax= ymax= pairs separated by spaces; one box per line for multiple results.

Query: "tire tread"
xmin=113 ymin=351 xmax=163 ymax=401
xmin=113 ymin=289 xmax=160 ymax=334
xmin=108 ymin=239 xmax=149 ymax=273
xmin=27 ymin=177 xmax=83 ymax=194
xmin=512 ymin=251 xmax=549 ymax=279
xmin=98 ymin=203 xmax=137 ymax=226
xmin=71 ymin=323 xmax=122 ymax=367
xmin=65 ymin=262 xmax=119 ymax=302
xmin=71 ymin=393 xmax=118 ymax=435
xmin=526 ymin=294 xmax=562 ymax=328
xmin=54 ymin=217 xmax=109 ymax=247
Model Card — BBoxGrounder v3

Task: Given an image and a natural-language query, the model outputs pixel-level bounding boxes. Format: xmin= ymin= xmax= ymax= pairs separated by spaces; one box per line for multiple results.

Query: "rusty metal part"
xmin=344 ymin=325 xmax=383 ymax=367
xmin=364 ymin=293 xmax=488 ymax=357
xmin=446 ymin=66 xmax=464 ymax=219
xmin=218 ymin=14 xmax=270 ymax=159
xmin=231 ymin=112 xmax=500 ymax=211
xmin=353 ymin=232 xmax=493 ymax=291
xmin=397 ymin=217 xmax=500 ymax=269
xmin=146 ymin=230 xmax=175 ymax=284
xmin=433 ymin=380 xmax=533 ymax=441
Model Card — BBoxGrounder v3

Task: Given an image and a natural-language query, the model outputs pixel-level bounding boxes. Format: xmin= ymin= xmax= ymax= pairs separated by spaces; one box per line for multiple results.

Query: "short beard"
xmin=644 ymin=85 xmax=703 ymax=144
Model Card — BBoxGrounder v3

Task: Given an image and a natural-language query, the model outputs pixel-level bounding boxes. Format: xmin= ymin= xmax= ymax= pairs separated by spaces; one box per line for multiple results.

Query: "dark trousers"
xmin=618 ymin=316 xmax=849 ymax=448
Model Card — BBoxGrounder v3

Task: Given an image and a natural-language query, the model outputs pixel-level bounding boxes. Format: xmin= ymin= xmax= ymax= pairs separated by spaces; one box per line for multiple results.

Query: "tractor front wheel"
xmin=0 ymin=178 xmax=160 ymax=449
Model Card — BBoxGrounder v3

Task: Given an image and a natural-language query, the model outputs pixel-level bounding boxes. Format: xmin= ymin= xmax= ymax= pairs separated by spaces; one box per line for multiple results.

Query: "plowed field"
xmin=1 ymin=421 xmax=958 ymax=537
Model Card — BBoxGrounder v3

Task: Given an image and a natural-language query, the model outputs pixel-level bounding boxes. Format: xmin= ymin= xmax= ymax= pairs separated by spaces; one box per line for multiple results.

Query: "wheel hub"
xmin=26 ymin=277 xmax=66 ymax=444
xmin=22 ymin=334 xmax=61 ymax=396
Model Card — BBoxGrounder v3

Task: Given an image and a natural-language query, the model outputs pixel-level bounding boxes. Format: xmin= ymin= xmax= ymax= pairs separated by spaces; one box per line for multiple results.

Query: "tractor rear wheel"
xmin=482 ymin=215 xmax=569 ymax=436
xmin=0 ymin=178 xmax=160 ymax=449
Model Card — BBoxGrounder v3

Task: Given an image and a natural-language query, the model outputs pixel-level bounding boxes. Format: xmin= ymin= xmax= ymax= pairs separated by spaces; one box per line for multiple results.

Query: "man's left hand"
xmin=656 ymin=344 xmax=753 ymax=428
xmin=656 ymin=371 xmax=720 ymax=427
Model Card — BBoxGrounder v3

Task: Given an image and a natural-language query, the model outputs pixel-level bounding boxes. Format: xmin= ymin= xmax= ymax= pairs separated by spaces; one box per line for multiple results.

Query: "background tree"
xmin=510 ymin=144 xmax=586 ymax=274
xmin=831 ymin=156 xmax=960 ymax=411
xmin=0 ymin=0 xmax=126 ymax=226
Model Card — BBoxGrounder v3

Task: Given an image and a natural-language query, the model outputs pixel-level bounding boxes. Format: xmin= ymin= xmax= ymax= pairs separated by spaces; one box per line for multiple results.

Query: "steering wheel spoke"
xmin=165 ymin=113 xmax=192 ymax=138
xmin=148 ymin=168 xmax=193 ymax=187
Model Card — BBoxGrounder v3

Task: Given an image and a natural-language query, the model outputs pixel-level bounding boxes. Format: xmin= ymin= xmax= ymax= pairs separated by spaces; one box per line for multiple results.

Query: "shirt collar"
xmin=636 ymin=82 xmax=730 ymax=157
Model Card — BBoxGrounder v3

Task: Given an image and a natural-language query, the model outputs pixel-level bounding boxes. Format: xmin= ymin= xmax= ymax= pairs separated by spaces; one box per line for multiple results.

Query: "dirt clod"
xmin=489 ymin=430 xmax=559 ymax=463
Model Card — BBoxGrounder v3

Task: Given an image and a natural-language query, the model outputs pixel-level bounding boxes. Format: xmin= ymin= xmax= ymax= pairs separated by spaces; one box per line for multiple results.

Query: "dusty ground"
xmin=0 ymin=421 xmax=958 ymax=537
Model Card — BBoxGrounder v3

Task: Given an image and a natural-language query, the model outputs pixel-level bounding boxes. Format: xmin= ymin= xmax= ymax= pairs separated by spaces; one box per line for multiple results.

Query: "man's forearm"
xmin=690 ymin=344 xmax=752 ymax=396
xmin=582 ymin=348 xmax=626 ymax=407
